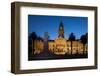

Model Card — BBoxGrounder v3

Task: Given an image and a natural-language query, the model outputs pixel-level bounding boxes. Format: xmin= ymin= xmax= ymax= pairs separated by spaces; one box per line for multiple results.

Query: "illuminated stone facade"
xmin=48 ymin=38 xmax=87 ymax=55
xmin=32 ymin=22 xmax=87 ymax=55
xmin=33 ymin=39 xmax=44 ymax=54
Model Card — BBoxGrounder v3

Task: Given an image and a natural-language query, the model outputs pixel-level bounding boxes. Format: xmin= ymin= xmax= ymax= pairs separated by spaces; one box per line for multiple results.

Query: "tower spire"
xmin=58 ymin=21 xmax=64 ymax=38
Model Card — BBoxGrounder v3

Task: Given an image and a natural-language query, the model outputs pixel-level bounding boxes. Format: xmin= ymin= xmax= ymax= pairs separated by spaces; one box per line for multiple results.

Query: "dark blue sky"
xmin=28 ymin=15 xmax=88 ymax=39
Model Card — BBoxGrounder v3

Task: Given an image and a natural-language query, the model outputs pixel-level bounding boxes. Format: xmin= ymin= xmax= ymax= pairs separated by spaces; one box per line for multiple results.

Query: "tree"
xmin=68 ymin=33 xmax=76 ymax=54
xmin=28 ymin=32 xmax=38 ymax=55
xmin=80 ymin=33 xmax=88 ymax=54
xmin=37 ymin=36 xmax=43 ymax=40
xmin=85 ymin=33 xmax=88 ymax=43
xmin=29 ymin=32 xmax=37 ymax=40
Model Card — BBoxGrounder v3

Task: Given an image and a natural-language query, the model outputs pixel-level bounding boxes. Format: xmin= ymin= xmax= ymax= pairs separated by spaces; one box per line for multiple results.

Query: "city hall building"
xmin=32 ymin=22 xmax=87 ymax=55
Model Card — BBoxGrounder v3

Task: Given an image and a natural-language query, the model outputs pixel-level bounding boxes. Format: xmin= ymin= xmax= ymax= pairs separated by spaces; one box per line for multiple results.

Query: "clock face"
xmin=60 ymin=26 xmax=63 ymax=29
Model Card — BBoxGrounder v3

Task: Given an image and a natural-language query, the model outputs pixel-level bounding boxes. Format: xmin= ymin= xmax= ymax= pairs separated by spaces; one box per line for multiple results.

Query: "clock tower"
xmin=58 ymin=22 xmax=64 ymax=38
